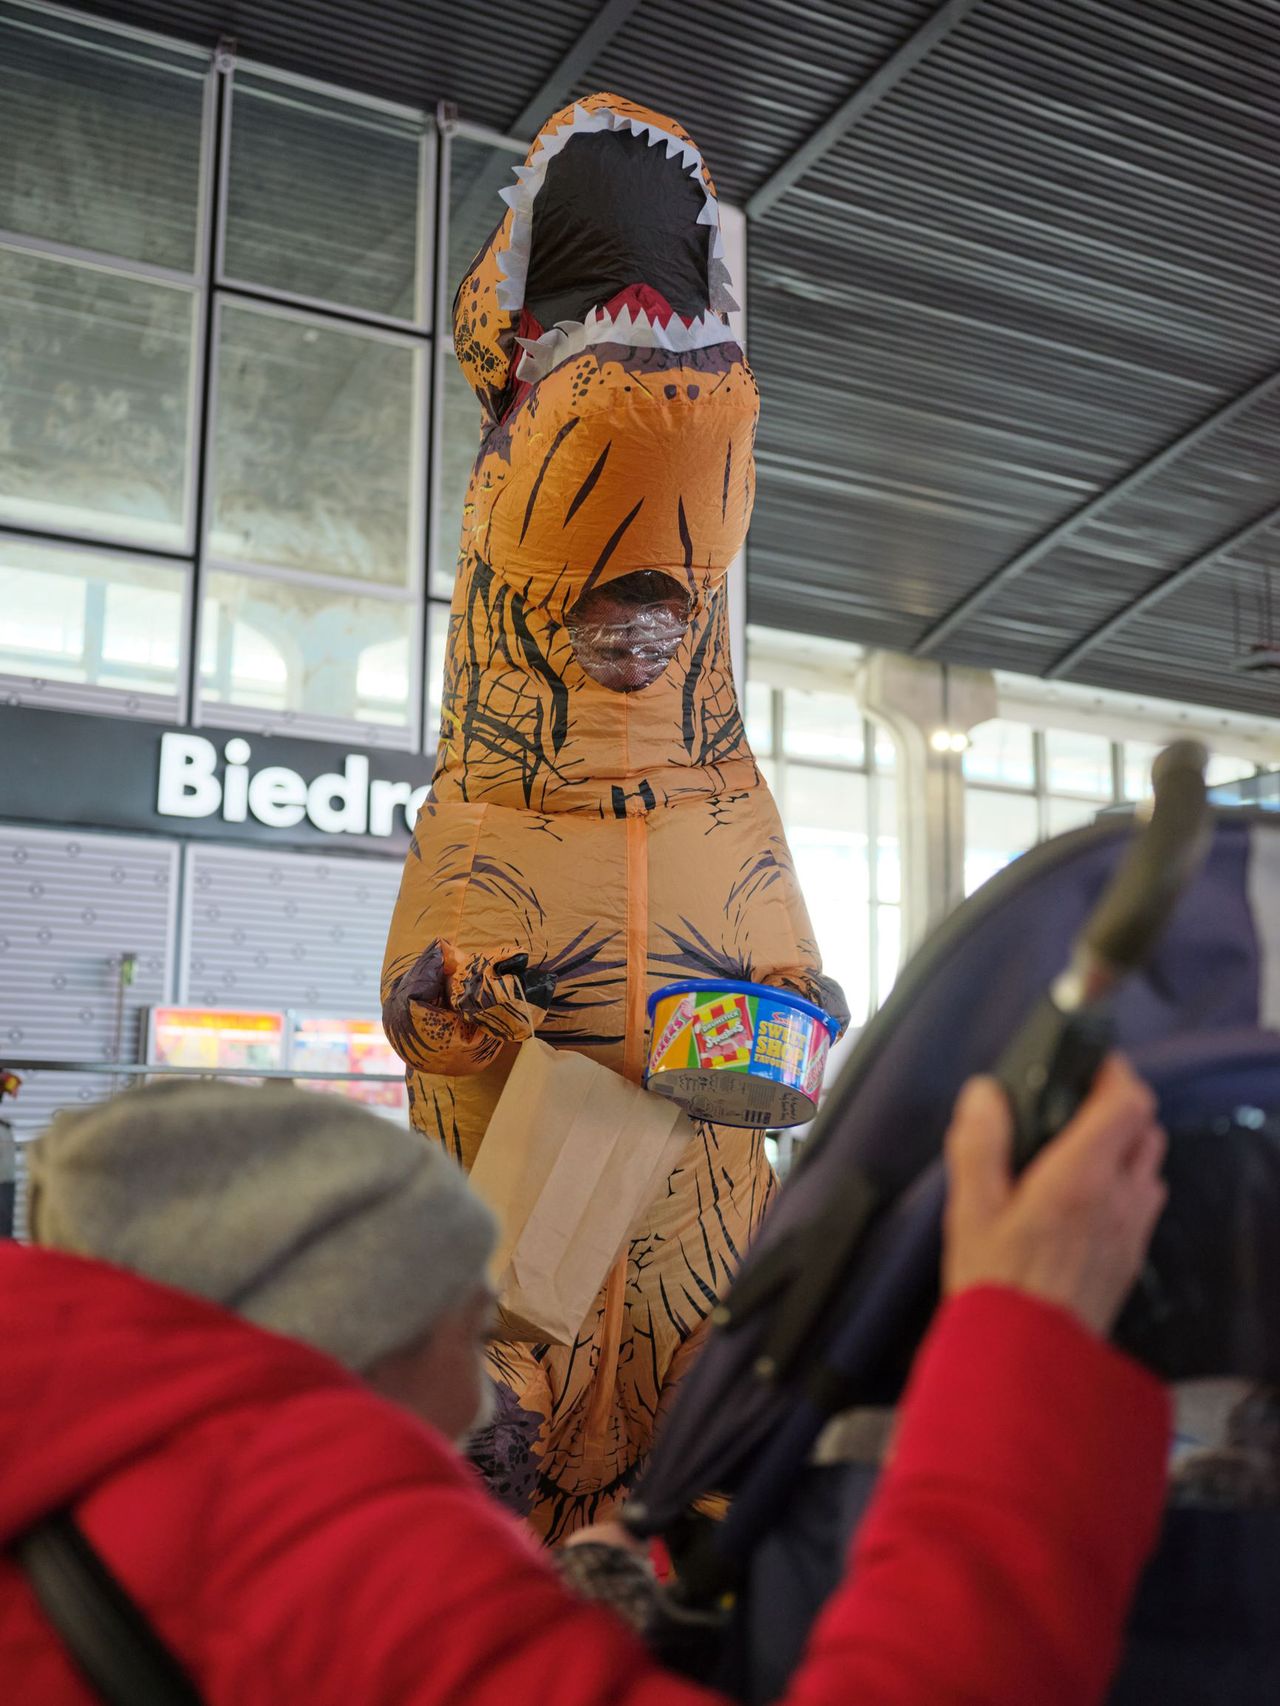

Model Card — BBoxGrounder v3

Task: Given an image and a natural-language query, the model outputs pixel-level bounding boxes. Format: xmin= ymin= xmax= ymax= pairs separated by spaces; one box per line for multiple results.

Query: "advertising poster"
xmin=148 ymin=1007 xmax=286 ymax=1077
xmin=288 ymin=1015 xmax=407 ymax=1117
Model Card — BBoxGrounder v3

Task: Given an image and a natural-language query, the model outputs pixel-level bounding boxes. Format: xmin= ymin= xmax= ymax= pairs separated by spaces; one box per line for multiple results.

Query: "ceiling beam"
xmin=913 ymin=361 xmax=1280 ymax=657
xmin=745 ymin=0 xmax=984 ymax=220
xmin=1046 ymin=498 xmax=1280 ymax=680
xmin=509 ymin=0 xmax=644 ymax=136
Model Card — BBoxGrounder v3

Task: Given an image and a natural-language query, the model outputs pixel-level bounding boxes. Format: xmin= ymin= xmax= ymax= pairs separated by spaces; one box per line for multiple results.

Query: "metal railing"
xmin=1 ymin=1058 xmax=404 ymax=1084
xmin=1 ymin=1057 xmax=411 ymax=1242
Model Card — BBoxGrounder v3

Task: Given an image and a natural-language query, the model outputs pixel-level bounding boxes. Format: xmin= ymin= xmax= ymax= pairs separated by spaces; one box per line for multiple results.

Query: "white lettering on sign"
xmin=156 ymin=733 xmax=222 ymax=818
xmin=156 ymin=733 xmax=425 ymax=837
xmin=246 ymin=765 xmax=308 ymax=828
xmin=369 ymin=778 xmax=413 ymax=838
xmin=307 ymin=755 xmax=370 ymax=835
xmin=222 ymin=737 xmax=252 ymax=822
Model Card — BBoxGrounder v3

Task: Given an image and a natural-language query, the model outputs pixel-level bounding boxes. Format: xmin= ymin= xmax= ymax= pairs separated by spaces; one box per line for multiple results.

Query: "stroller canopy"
xmin=633 ymin=808 xmax=1280 ymax=1548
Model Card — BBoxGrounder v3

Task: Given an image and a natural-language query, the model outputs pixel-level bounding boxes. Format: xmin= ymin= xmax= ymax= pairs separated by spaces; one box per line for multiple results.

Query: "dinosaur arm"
xmin=763 ymin=968 xmax=852 ymax=1041
xmin=382 ymin=941 xmax=556 ymax=1077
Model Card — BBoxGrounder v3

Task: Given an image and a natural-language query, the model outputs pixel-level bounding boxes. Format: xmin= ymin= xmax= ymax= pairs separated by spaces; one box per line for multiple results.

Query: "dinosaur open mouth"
xmin=566 ymin=570 xmax=693 ymax=692
xmin=492 ymin=102 xmax=739 ymax=384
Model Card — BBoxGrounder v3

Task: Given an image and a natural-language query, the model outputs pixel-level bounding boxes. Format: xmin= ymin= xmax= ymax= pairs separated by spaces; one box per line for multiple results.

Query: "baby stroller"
xmin=628 ymin=744 xmax=1280 ymax=1703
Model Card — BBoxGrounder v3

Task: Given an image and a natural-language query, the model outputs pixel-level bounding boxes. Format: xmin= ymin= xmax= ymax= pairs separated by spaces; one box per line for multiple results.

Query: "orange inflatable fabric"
xmin=382 ymin=92 xmax=846 ymax=1541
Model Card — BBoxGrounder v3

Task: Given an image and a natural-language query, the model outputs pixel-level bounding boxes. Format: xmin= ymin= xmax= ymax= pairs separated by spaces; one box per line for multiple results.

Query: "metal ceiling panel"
xmin=63 ymin=0 xmax=1280 ymax=717
xmin=1063 ymin=517 xmax=1280 ymax=714
xmin=940 ymin=383 xmax=1280 ymax=676
xmin=75 ymin=0 xmax=601 ymax=125
xmin=565 ymin=0 xmax=939 ymax=203
xmin=748 ymin=0 xmax=1280 ymax=715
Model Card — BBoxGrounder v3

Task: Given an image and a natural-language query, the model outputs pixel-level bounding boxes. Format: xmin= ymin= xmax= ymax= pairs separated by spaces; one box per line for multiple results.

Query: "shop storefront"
xmin=0 ymin=705 xmax=428 ymax=1135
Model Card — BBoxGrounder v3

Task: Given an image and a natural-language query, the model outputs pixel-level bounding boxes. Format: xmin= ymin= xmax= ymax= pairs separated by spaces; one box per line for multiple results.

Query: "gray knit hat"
xmin=27 ymin=1079 xmax=497 ymax=1372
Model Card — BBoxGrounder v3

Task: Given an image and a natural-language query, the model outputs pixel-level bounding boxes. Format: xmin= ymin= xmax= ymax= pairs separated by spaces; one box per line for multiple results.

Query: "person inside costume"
xmin=382 ymin=90 xmax=848 ymax=1541
xmin=2 ymin=1064 xmax=1169 ymax=1705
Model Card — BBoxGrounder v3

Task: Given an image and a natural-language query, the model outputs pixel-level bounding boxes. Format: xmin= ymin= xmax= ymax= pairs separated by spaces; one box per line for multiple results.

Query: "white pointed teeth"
xmin=510 ymin=298 xmax=737 ymax=383
xmin=664 ymin=316 xmax=693 ymax=352
xmin=486 ymin=104 xmax=724 ymax=335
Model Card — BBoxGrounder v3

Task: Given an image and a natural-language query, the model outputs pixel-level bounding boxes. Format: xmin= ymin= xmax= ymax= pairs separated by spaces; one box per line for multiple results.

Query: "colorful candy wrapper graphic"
xmin=693 ymin=996 xmax=754 ymax=1068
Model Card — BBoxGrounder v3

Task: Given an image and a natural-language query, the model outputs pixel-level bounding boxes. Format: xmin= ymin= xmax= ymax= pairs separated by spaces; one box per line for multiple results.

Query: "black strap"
xmin=14 ymin=1511 xmax=203 ymax=1705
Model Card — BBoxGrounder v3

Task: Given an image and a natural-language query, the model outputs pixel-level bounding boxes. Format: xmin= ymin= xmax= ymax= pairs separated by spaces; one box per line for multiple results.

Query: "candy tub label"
xmin=646 ymin=981 xmax=833 ymax=1129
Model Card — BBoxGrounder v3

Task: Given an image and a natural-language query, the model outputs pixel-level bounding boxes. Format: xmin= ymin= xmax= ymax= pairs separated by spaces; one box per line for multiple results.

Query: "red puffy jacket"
xmin=0 ymin=1244 xmax=1167 ymax=1705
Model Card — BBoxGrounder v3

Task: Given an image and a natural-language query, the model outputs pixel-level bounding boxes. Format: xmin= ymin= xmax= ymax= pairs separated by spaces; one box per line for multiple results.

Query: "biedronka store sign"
xmin=157 ymin=733 xmax=430 ymax=838
xmin=0 ymin=707 xmax=430 ymax=852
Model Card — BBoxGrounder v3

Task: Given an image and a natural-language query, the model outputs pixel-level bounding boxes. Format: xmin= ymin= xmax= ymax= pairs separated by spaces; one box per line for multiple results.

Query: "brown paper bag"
xmin=468 ymin=1038 xmax=695 ymax=1345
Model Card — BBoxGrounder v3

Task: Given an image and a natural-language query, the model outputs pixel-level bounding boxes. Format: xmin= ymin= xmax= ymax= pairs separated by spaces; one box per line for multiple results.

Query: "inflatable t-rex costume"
xmin=382 ymin=92 xmax=845 ymax=1541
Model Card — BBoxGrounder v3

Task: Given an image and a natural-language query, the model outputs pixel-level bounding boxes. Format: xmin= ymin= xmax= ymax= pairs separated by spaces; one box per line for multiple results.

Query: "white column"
xmin=720 ymin=202 xmax=748 ymax=691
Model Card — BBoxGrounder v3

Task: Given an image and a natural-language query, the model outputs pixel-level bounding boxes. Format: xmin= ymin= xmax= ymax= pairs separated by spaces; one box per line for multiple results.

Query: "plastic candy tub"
xmin=645 ymin=979 xmax=838 ymax=1129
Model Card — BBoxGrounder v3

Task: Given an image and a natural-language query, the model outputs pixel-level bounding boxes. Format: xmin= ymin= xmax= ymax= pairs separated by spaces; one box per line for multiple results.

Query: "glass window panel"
xmin=0 ymin=5 xmax=205 ymax=271
xmin=201 ymin=570 xmax=412 ymax=728
xmin=963 ymin=718 xmax=1035 ymax=788
xmin=1045 ymin=795 xmax=1100 ymax=838
xmin=876 ymin=904 xmax=901 ymax=1008
xmin=744 ymin=678 xmax=774 ymax=754
xmin=0 ymin=247 xmax=194 ymax=548
xmin=964 ymin=787 xmax=1040 ymax=896
xmin=433 ymin=356 xmax=479 ymax=599
xmin=448 ymin=137 xmax=515 ymax=310
xmin=875 ymin=772 xmax=900 ymax=904
xmin=757 ymin=755 xmax=779 ymax=792
xmin=432 ymin=137 xmax=521 ymax=598
xmin=210 ymin=303 xmax=421 ymax=586
xmin=0 ymin=537 xmax=184 ymax=695
xmin=1121 ymin=738 xmax=1164 ymax=801
xmin=1206 ymin=753 xmax=1258 ymax=788
xmin=789 ymin=830 xmax=872 ymax=1030
xmin=785 ymin=765 xmax=868 ymax=836
xmin=784 ymin=766 xmax=871 ymax=1028
xmin=224 ymin=74 xmax=424 ymax=319
xmin=1044 ymin=727 xmax=1114 ymax=798
xmin=356 ymin=635 xmax=408 ymax=717
xmin=426 ymin=601 xmax=449 ymax=746
xmin=782 ymin=687 xmax=864 ymax=765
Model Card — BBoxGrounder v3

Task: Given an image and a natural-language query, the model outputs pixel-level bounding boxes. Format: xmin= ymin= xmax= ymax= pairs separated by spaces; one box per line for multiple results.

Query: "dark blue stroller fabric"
xmin=728 ymin=1461 xmax=1280 ymax=1706
xmin=632 ymin=810 xmax=1280 ymax=1702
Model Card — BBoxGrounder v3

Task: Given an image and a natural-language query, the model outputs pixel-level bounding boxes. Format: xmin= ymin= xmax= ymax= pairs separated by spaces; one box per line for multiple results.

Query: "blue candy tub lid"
xmin=645 ymin=977 xmax=838 ymax=1037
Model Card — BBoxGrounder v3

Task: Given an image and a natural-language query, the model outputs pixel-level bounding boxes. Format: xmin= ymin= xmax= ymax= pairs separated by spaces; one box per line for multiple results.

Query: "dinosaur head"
xmin=452 ymin=95 xmax=754 ymax=692
xmin=454 ymin=92 xmax=737 ymax=414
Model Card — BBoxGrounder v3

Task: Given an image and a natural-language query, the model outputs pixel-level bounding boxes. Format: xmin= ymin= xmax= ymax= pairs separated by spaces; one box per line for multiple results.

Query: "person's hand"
xmin=943 ymin=1054 xmax=1167 ymax=1337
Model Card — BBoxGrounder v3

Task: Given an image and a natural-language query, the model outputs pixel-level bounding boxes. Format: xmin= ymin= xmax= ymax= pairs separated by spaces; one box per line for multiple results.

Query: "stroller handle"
xmin=998 ymin=739 xmax=1210 ymax=1171
xmin=1080 ymin=739 xmax=1211 ymax=983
